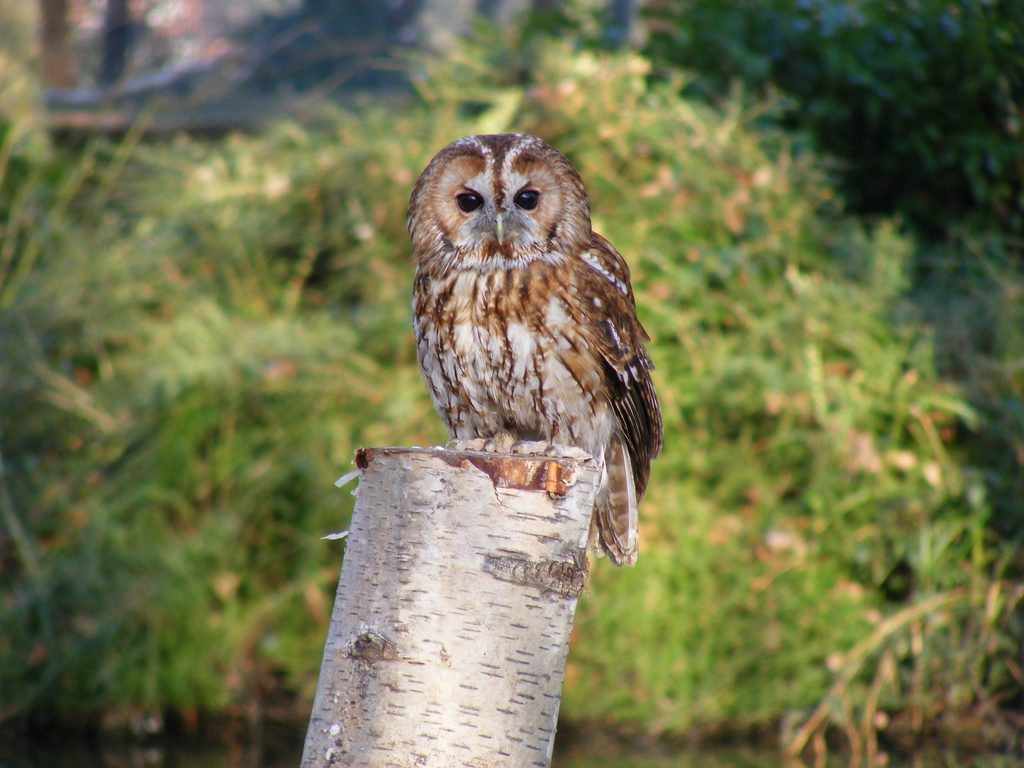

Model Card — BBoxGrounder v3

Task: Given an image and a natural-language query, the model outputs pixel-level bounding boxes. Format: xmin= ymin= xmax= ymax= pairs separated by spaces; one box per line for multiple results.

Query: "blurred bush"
xmin=0 ymin=116 xmax=444 ymax=722
xmin=645 ymin=0 xmax=1024 ymax=235
xmin=1 ymin=30 xmax=1021 ymax=749
xmin=0 ymin=3 xmax=40 ymax=140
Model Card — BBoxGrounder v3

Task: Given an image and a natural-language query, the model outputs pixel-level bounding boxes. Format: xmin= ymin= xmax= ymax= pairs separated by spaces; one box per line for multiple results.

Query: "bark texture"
xmin=302 ymin=444 xmax=600 ymax=768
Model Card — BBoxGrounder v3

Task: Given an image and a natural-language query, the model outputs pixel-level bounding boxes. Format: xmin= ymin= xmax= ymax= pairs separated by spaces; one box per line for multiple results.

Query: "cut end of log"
xmin=354 ymin=444 xmax=593 ymax=497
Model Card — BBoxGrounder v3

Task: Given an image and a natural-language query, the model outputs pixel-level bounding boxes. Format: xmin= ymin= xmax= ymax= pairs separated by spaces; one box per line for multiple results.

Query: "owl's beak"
xmin=494 ymin=213 xmax=506 ymax=245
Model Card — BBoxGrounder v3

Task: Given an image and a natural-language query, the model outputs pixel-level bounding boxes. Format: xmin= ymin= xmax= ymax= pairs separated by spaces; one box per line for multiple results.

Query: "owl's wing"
xmin=584 ymin=233 xmax=663 ymax=499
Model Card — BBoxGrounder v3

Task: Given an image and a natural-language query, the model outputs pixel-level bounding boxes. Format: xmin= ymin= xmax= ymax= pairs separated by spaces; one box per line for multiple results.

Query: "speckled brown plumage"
xmin=408 ymin=134 xmax=662 ymax=566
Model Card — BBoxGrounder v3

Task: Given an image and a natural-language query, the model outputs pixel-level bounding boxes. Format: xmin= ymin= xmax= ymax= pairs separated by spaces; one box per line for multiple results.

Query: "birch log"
xmin=301 ymin=444 xmax=600 ymax=768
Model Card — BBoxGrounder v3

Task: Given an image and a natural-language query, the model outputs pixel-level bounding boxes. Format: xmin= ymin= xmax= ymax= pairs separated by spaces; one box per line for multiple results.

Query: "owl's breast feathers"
xmin=413 ymin=231 xmax=662 ymax=503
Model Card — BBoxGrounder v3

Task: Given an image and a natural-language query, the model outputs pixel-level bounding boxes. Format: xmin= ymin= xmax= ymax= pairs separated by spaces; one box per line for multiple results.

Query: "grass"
xmin=1 ymin=27 xmax=1021 ymax=757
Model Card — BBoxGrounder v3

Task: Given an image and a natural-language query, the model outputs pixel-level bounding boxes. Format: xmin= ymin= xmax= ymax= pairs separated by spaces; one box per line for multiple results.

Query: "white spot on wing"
xmin=605 ymin=319 xmax=624 ymax=350
xmin=581 ymin=250 xmax=628 ymax=296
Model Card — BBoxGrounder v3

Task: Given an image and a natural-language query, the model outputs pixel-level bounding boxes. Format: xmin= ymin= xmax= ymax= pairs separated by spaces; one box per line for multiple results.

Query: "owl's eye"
xmin=514 ymin=189 xmax=540 ymax=210
xmin=456 ymin=192 xmax=484 ymax=213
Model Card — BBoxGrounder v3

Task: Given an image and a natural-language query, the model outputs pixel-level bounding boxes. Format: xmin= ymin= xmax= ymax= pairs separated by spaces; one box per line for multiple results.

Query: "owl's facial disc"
xmin=494 ymin=212 xmax=506 ymax=245
xmin=452 ymin=186 xmax=503 ymax=248
xmin=499 ymin=187 xmax=541 ymax=245
xmin=494 ymin=173 xmax=550 ymax=249
xmin=451 ymin=185 xmax=523 ymax=249
xmin=414 ymin=136 xmax=589 ymax=264
xmin=449 ymin=170 xmax=548 ymax=250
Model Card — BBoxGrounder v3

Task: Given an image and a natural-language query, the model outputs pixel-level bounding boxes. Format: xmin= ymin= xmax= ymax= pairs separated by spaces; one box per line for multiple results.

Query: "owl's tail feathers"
xmin=592 ymin=434 xmax=638 ymax=567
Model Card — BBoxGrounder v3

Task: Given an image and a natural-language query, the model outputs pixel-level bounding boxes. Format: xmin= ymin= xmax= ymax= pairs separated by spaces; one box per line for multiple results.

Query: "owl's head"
xmin=408 ymin=133 xmax=592 ymax=271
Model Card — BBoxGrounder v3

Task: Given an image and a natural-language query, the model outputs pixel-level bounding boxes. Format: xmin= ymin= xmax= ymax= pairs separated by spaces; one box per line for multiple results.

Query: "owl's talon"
xmin=482 ymin=432 xmax=516 ymax=453
xmin=509 ymin=440 xmax=560 ymax=456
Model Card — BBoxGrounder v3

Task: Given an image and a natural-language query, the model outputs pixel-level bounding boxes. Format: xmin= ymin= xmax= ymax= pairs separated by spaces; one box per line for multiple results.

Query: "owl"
xmin=408 ymin=133 xmax=662 ymax=566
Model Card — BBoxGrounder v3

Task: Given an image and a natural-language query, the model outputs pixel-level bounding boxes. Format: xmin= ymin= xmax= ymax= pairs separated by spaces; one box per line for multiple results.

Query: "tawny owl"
xmin=408 ymin=133 xmax=662 ymax=566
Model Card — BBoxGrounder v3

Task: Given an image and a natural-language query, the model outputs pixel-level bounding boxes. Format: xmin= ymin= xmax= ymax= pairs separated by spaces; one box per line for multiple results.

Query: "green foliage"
xmin=0 ymin=2 xmax=40 ymax=142
xmin=0 ymin=121 xmax=442 ymax=720
xmin=1 ymin=33 xmax=1020 ymax=750
xmin=645 ymin=0 xmax=1024 ymax=235
xmin=910 ymin=236 xmax=1024 ymax=532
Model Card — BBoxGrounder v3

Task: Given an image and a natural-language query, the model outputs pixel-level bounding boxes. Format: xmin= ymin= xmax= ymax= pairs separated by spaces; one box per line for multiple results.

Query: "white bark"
xmin=301 ymin=444 xmax=600 ymax=768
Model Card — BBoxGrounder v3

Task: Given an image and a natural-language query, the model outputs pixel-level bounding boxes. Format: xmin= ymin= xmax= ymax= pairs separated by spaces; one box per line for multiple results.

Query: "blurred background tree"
xmin=646 ymin=0 xmax=1024 ymax=236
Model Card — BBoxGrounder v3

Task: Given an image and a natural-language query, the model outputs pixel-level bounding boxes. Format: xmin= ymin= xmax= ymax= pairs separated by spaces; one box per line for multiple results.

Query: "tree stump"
xmin=301 ymin=444 xmax=600 ymax=768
